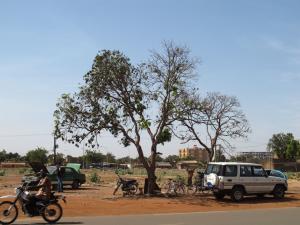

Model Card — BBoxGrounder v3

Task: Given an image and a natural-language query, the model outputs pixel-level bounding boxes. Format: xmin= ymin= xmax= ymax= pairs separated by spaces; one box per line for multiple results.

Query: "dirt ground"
xmin=0 ymin=173 xmax=300 ymax=217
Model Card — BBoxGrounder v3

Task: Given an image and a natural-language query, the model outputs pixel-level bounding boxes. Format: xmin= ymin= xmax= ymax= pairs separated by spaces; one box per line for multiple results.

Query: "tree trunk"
xmin=146 ymin=145 xmax=158 ymax=195
xmin=146 ymin=167 xmax=156 ymax=195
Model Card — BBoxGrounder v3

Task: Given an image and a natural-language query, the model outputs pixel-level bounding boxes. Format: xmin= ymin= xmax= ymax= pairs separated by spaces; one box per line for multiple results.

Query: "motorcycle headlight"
xmin=15 ymin=188 xmax=21 ymax=195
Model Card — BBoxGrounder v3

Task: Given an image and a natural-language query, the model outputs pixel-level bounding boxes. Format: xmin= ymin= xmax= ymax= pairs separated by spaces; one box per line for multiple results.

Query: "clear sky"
xmin=0 ymin=0 xmax=299 ymax=158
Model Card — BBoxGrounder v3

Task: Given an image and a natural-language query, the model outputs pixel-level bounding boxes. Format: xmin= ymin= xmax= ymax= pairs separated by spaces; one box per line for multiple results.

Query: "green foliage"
xmin=286 ymin=172 xmax=300 ymax=180
xmin=0 ymin=169 xmax=6 ymax=176
xmin=89 ymin=171 xmax=101 ymax=183
xmin=0 ymin=150 xmax=5 ymax=162
xmin=115 ymin=168 xmax=133 ymax=175
xmin=48 ymin=153 xmax=65 ymax=165
xmin=138 ymin=119 xmax=151 ymax=129
xmin=286 ymin=140 xmax=300 ymax=160
xmin=116 ymin=156 xmax=132 ymax=164
xmin=0 ymin=149 xmax=23 ymax=162
xmin=156 ymin=128 xmax=172 ymax=145
xmin=18 ymin=168 xmax=28 ymax=174
xmin=175 ymin=174 xmax=186 ymax=184
xmin=26 ymin=147 xmax=48 ymax=164
xmin=84 ymin=150 xmax=105 ymax=164
xmin=105 ymin=152 xmax=116 ymax=163
xmin=267 ymin=133 xmax=299 ymax=160
xmin=164 ymin=155 xmax=180 ymax=167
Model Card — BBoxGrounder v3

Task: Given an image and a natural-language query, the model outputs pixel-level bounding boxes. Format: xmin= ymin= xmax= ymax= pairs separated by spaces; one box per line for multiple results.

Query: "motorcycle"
xmin=113 ymin=173 xmax=139 ymax=196
xmin=0 ymin=183 xmax=66 ymax=224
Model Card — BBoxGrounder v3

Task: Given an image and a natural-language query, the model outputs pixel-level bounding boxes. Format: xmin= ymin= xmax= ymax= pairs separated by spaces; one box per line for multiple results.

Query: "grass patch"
xmin=89 ymin=171 xmax=101 ymax=184
xmin=0 ymin=169 xmax=6 ymax=176
xmin=287 ymin=172 xmax=300 ymax=180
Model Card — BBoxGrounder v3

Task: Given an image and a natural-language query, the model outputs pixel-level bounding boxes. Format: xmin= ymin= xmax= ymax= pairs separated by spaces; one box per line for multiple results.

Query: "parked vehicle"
xmin=113 ymin=173 xmax=138 ymax=196
xmin=0 ymin=183 xmax=66 ymax=224
xmin=22 ymin=162 xmax=86 ymax=190
xmin=204 ymin=162 xmax=288 ymax=202
xmin=265 ymin=169 xmax=288 ymax=180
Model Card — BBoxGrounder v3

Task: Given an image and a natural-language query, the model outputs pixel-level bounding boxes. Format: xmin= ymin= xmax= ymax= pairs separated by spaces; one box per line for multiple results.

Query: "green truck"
xmin=22 ymin=162 xmax=86 ymax=189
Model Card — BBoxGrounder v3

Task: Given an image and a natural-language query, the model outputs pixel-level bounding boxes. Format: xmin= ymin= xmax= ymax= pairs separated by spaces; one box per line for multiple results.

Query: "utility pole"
xmin=82 ymin=145 xmax=85 ymax=169
xmin=53 ymin=136 xmax=57 ymax=165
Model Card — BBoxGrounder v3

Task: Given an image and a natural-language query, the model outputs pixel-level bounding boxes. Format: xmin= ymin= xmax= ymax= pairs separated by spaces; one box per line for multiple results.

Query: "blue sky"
xmin=0 ymin=0 xmax=300 ymax=157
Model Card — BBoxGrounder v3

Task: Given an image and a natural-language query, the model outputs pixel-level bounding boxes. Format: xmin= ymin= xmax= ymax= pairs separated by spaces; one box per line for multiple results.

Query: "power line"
xmin=0 ymin=133 xmax=52 ymax=138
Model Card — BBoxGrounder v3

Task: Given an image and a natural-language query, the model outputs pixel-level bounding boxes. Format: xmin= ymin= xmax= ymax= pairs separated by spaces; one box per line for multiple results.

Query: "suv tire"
xmin=231 ymin=187 xmax=244 ymax=202
xmin=213 ymin=192 xmax=225 ymax=200
xmin=72 ymin=180 xmax=80 ymax=189
xmin=273 ymin=185 xmax=285 ymax=199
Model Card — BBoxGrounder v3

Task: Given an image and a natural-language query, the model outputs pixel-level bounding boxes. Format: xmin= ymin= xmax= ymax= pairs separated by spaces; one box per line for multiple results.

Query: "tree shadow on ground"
xmin=168 ymin=193 xmax=300 ymax=207
xmin=14 ymin=222 xmax=82 ymax=225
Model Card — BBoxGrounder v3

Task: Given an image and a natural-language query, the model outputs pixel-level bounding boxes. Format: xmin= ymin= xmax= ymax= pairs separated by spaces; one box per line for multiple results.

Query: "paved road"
xmin=15 ymin=207 xmax=300 ymax=225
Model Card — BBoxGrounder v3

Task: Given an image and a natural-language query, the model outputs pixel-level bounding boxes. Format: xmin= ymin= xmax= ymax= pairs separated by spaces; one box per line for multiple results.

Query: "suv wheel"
xmin=213 ymin=192 xmax=225 ymax=200
xmin=273 ymin=185 xmax=285 ymax=199
xmin=231 ymin=187 xmax=244 ymax=202
xmin=72 ymin=180 xmax=80 ymax=189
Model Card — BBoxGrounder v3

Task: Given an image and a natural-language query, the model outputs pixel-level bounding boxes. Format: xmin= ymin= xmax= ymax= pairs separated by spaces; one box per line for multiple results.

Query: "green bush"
xmin=0 ymin=169 xmax=6 ymax=176
xmin=18 ymin=168 xmax=27 ymax=174
xmin=287 ymin=172 xmax=300 ymax=180
xmin=175 ymin=174 xmax=186 ymax=184
xmin=90 ymin=171 xmax=101 ymax=183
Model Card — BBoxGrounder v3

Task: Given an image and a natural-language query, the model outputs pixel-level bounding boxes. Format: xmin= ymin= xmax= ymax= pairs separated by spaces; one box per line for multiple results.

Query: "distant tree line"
xmin=0 ymin=149 xmax=25 ymax=162
xmin=0 ymin=147 xmax=183 ymax=168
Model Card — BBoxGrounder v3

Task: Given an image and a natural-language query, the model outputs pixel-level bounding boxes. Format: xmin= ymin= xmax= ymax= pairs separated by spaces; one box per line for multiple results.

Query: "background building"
xmin=179 ymin=145 xmax=209 ymax=163
xmin=236 ymin=151 xmax=273 ymax=160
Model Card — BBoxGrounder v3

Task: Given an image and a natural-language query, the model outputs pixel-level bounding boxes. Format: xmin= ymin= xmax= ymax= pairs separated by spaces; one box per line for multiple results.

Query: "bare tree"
xmin=54 ymin=41 xmax=198 ymax=194
xmin=176 ymin=92 xmax=250 ymax=161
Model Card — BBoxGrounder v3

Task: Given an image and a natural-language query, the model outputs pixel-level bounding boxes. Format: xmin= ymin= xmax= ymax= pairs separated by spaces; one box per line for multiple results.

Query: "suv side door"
xmin=252 ymin=166 xmax=272 ymax=193
xmin=239 ymin=165 xmax=256 ymax=193
xmin=63 ymin=167 xmax=75 ymax=185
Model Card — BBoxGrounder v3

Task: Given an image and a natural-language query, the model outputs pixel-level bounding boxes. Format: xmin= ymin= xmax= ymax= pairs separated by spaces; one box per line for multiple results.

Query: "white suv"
xmin=204 ymin=162 xmax=288 ymax=202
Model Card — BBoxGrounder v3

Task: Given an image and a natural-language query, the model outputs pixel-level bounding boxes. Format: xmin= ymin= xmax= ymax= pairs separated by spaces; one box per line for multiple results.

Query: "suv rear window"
xmin=224 ymin=165 xmax=237 ymax=177
xmin=205 ymin=164 xmax=222 ymax=175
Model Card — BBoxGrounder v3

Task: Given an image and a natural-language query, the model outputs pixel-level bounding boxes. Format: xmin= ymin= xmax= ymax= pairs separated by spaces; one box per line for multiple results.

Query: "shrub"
xmin=175 ymin=174 xmax=186 ymax=184
xmin=0 ymin=169 xmax=6 ymax=176
xmin=90 ymin=171 xmax=101 ymax=183
xmin=18 ymin=168 xmax=27 ymax=174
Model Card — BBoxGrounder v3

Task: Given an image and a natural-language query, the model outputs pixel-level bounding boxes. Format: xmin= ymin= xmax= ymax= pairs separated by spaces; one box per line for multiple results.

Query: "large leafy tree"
xmin=267 ymin=133 xmax=294 ymax=160
xmin=176 ymin=92 xmax=250 ymax=161
xmin=84 ymin=150 xmax=105 ymax=164
xmin=286 ymin=139 xmax=300 ymax=160
xmin=0 ymin=150 xmax=6 ymax=163
xmin=26 ymin=147 xmax=48 ymax=164
xmin=164 ymin=155 xmax=180 ymax=167
xmin=54 ymin=42 xmax=197 ymax=193
xmin=105 ymin=152 xmax=116 ymax=163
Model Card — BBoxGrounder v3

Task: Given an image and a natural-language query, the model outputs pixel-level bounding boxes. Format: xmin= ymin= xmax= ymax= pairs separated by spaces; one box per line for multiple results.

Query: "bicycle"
xmin=161 ymin=179 xmax=186 ymax=195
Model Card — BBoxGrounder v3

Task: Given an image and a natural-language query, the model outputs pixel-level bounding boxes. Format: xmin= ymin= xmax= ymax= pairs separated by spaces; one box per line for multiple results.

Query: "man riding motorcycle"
xmin=25 ymin=169 xmax=52 ymax=216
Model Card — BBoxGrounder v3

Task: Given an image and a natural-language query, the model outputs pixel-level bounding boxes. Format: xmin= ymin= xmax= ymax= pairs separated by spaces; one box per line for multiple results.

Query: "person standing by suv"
xmin=56 ymin=164 xmax=64 ymax=193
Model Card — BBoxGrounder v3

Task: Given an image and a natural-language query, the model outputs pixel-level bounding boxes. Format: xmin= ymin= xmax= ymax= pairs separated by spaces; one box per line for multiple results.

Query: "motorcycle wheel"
xmin=42 ymin=202 xmax=63 ymax=224
xmin=175 ymin=184 xmax=186 ymax=195
xmin=129 ymin=183 xmax=138 ymax=195
xmin=0 ymin=201 xmax=18 ymax=225
xmin=187 ymin=185 xmax=198 ymax=195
